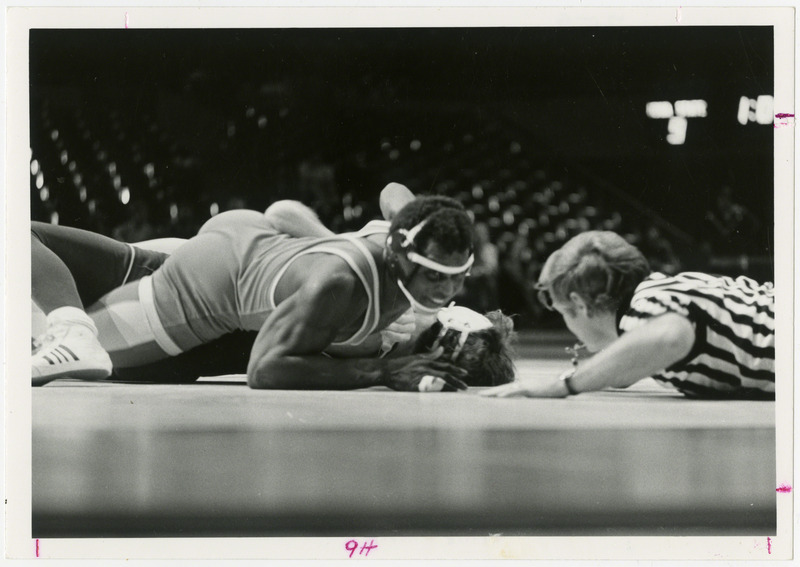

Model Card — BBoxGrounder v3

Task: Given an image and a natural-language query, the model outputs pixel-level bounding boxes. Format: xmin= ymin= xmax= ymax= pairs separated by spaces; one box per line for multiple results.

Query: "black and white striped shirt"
xmin=618 ymin=272 xmax=775 ymax=399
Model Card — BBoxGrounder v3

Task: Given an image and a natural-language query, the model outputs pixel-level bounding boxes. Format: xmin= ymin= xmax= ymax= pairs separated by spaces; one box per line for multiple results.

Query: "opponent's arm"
xmin=246 ymin=264 xmax=467 ymax=391
xmin=379 ymin=182 xmax=415 ymax=221
xmin=264 ymin=182 xmax=415 ymax=240
xmin=481 ymin=313 xmax=694 ymax=398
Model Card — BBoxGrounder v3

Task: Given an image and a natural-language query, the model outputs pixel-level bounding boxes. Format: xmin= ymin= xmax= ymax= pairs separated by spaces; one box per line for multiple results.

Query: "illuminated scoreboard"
xmin=646 ymin=95 xmax=776 ymax=145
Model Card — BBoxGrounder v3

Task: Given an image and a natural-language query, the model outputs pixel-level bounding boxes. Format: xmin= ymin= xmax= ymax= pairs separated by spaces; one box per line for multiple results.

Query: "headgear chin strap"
xmin=430 ymin=304 xmax=493 ymax=361
xmin=396 ymin=279 xmax=440 ymax=316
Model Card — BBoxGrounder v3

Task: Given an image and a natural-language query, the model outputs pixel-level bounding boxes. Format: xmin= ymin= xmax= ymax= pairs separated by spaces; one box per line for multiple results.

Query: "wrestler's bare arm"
xmin=263 ymin=182 xmax=415 ymax=240
xmin=246 ymin=258 xmax=467 ymax=391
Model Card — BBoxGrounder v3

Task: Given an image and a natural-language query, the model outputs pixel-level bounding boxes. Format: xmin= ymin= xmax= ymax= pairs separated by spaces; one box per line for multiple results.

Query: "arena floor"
xmin=31 ymin=336 xmax=776 ymax=540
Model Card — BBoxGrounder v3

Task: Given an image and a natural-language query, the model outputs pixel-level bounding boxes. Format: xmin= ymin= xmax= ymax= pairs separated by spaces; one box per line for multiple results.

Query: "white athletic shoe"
xmin=32 ymin=323 xmax=112 ymax=386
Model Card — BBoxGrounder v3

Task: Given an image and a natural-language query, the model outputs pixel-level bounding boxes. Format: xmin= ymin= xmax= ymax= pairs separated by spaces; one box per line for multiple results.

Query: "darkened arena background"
xmin=29 ymin=26 xmax=774 ymax=328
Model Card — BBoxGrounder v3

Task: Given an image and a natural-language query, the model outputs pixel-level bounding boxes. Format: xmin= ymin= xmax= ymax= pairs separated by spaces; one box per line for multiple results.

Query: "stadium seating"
xmin=29 ymin=76 xmax=756 ymax=324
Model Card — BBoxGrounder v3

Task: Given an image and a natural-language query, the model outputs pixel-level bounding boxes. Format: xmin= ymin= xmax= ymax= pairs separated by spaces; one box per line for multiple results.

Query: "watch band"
xmin=559 ymin=367 xmax=579 ymax=396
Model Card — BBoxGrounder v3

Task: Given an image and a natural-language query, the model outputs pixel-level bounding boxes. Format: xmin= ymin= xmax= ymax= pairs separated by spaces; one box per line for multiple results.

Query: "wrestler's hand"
xmin=380 ymin=347 xmax=468 ymax=392
xmin=478 ymin=379 xmax=570 ymax=398
xmin=379 ymin=308 xmax=417 ymax=355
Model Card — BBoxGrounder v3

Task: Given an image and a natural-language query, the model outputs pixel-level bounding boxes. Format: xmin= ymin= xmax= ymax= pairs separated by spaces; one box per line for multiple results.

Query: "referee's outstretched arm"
xmin=481 ymin=313 xmax=694 ymax=398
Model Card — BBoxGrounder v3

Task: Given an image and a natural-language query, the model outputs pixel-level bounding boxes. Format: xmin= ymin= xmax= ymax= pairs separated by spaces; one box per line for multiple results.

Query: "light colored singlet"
xmin=146 ymin=210 xmax=390 ymax=354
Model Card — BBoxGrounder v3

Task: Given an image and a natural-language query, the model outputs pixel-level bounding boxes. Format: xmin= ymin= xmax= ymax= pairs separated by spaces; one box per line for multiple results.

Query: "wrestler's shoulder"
xmin=290 ymin=256 xmax=367 ymax=305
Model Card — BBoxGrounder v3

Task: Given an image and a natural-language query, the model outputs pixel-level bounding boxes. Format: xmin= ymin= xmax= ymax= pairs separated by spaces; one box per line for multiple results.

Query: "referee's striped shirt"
xmin=618 ymin=272 xmax=775 ymax=400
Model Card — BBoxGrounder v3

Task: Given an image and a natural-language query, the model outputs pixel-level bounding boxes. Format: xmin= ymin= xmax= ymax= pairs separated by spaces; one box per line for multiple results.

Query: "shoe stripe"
xmin=43 ymin=354 xmax=56 ymax=365
xmin=51 ymin=348 xmax=66 ymax=363
xmin=59 ymin=345 xmax=80 ymax=361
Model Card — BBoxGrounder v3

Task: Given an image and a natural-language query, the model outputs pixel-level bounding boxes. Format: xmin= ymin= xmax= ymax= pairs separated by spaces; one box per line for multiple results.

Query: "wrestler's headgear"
xmin=428 ymin=304 xmax=493 ymax=362
xmin=413 ymin=306 xmax=516 ymax=388
xmin=386 ymin=218 xmax=474 ymax=314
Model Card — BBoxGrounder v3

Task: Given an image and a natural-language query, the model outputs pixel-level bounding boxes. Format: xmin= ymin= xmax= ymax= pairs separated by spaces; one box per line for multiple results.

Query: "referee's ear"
xmin=568 ymin=292 xmax=590 ymax=317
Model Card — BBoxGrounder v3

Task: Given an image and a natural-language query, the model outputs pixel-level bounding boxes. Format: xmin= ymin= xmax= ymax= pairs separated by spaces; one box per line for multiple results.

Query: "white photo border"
xmin=4 ymin=4 xmax=795 ymax=562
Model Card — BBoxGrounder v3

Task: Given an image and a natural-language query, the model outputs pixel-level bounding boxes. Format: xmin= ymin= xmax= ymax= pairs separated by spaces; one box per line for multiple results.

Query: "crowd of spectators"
xmin=30 ymin=83 xmax=769 ymax=327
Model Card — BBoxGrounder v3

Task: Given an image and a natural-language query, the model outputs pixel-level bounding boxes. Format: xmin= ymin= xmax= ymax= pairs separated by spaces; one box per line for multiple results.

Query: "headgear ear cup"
xmin=387 ymin=219 xmax=428 ymax=284
xmin=389 ymin=218 xmax=426 ymax=257
xmin=386 ymin=233 xmax=414 ymax=283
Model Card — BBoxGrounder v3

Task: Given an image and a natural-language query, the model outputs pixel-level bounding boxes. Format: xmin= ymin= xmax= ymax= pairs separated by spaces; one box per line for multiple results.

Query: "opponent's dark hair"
xmin=389 ymin=196 xmax=473 ymax=255
xmin=413 ymin=310 xmax=516 ymax=387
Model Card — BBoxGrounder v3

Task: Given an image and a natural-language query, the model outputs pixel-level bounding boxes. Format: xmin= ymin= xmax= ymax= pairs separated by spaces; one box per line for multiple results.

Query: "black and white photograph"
xmin=4 ymin=4 xmax=795 ymax=562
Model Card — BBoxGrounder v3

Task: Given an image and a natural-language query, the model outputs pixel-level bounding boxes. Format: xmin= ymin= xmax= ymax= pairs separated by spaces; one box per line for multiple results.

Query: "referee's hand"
xmin=479 ymin=379 xmax=570 ymax=398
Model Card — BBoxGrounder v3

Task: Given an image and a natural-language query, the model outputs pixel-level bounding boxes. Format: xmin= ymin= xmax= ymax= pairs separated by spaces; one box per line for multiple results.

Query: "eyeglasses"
xmin=430 ymin=304 xmax=493 ymax=361
xmin=536 ymin=287 xmax=555 ymax=311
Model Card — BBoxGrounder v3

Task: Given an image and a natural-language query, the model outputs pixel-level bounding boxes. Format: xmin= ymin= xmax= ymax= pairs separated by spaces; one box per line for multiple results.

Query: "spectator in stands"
xmin=639 ymin=225 xmax=681 ymax=275
xmin=112 ymin=200 xmax=158 ymax=243
xmin=498 ymin=231 xmax=538 ymax=324
xmin=705 ymin=185 xmax=763 ymax=252
xmin=481 ymin=230 xmax=774 ymax=400
xmin=458 ymin=221 xmax=499 ymax=313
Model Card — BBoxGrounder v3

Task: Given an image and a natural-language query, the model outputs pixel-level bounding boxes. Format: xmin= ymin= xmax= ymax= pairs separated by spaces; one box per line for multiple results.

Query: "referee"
xmin=481 ymin=230 xmax=774 ymax=400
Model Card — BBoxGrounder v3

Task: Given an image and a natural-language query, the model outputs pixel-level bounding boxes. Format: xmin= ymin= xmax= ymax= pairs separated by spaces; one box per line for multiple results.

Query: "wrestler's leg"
xmin=87 ymin=271 xmax=255 ymax=383
xmin=31 ymin=223 xmax=117 ymax=384
xmin=113 ymin=331 xmax=257 ymax=383
xmin=31 ymin=222 xmax=169 ymax=385
xmin=132 ymin=238 xmax=187 ymax=255
xmin=31 ymin=233 xmax=83 ymax=312
xmin=86 ymin=279 xmax=173 ymax=369
xmin=32 ymin=221 xmax=138 ymax=307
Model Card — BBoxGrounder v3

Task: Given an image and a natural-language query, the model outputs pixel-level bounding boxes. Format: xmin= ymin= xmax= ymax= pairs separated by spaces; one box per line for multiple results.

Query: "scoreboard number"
xmin=737 ymin=95 xmax=774 ymax=125
xmin=647 ymin=95 xmax=774 ymax=145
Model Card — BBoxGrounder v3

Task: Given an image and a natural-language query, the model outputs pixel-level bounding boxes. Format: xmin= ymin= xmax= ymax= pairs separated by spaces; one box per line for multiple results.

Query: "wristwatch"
xmin=558 ymin=367 xmax=579 ymax=396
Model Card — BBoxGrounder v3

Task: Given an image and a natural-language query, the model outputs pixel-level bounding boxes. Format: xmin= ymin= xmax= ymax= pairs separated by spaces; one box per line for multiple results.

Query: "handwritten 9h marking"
xmin=345 ymin=539 xmax=378 ymax=558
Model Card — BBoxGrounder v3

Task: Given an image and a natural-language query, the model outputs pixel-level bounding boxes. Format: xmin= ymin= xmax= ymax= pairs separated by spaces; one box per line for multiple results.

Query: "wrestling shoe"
xmin=32 ymin=323 xmax=112 ymax=386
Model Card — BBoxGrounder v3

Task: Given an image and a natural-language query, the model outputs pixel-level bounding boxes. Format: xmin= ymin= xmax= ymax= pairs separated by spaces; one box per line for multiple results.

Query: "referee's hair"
xmin=541 ymin=231 xmax=651 ymax=314
xmin=389 ymin=196 xmax=473 ymax=255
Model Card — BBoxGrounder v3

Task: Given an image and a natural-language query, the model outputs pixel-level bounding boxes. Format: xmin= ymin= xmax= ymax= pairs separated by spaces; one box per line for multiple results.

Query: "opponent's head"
xmin=414 ymin=305 xmax=516 ymax=387
xmin=386 ymin=196 xmax=474 ymax=312
xmin=536 ymin=231 xmax=650 ymax=351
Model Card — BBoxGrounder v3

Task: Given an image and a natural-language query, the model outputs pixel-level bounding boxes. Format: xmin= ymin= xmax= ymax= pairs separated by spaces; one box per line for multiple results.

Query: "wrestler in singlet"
xmin=87 ymin=210 xmax=393 ymax=369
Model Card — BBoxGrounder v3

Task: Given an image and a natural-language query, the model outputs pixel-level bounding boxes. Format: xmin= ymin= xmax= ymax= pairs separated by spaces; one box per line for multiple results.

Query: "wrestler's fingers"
xmin=422 ymin=359 xmax=469 ymax=378
xmin=422 ymin=346 xmax=445 ymax=359
xmin=427 ymin=369 xmax=468 ymax=391
xmin=478 ymin=382 xmax=526 ymax=398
